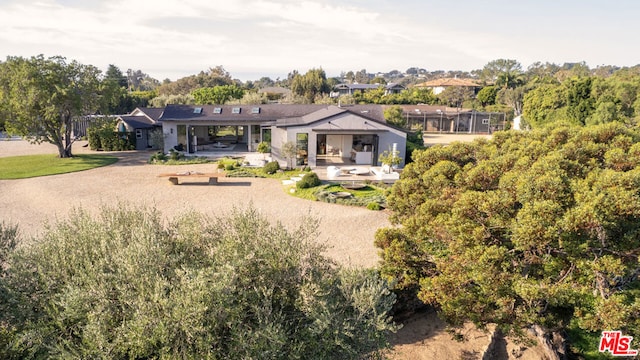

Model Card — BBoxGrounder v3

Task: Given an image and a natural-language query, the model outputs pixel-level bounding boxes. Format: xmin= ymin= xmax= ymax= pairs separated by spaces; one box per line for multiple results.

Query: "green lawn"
xmin=0 ymin=154 xmax=119 ymax=179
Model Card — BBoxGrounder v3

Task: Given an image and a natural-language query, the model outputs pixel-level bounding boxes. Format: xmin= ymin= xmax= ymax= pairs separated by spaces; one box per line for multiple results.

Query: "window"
xmin=296 ymin=133 xmax=308 ymax=166
xmin=135 ymin=129 xmax=143 ymax=139
xmin=251 ymin=107 xmax=260 ymax=114
xmin=232 ymin=107 xmax=241 ymax=114
xmin=261 ymin=128 xmax=271 ymax=143
xmin=213 ymin=107 xmax=222 ymax=114
xmin=482 ymin=118 xmax=490 ymax=125
xmin=177 ymin=125 xmax=187 ymax=147
xmin=193 ymin=107 xmax=202 ymax=114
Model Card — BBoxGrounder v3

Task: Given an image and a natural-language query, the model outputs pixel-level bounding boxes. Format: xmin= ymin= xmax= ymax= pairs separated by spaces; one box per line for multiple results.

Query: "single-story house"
xmin=115 ymin=107 xmax=164 ymax=150
xmin=159 ymin=104 xmax=407 ymax=168
xmin=331 ymin=83 xmax=405 ymax=97
xmin=414 ymin=78 xmax=481 ymax=95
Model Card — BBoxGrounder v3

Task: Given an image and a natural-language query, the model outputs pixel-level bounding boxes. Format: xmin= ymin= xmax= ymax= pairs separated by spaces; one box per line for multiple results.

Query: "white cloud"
xmin=1 ymin=0 xmax=639 ymax=81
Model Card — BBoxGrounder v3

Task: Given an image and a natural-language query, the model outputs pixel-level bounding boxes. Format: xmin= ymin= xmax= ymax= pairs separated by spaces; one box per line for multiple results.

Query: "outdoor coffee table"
xmin=349 ymin=168 xmax=370 ymax=175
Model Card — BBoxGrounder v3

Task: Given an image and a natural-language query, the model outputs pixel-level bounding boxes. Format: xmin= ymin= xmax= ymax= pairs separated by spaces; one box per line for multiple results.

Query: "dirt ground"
xmin=0 ymin=136 xmax=548 ymax=359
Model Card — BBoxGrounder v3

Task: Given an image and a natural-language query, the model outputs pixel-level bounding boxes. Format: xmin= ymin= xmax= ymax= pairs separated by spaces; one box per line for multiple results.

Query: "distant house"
xmin=414 ymin=78 xmax=481 ymax=95
xmin=331 ymin=83 xmax=405 ymax=97
xmin=159 ymin=104 xmax=407 ymax=168
xmin=115 ymin=107 xmax=164 ymax=150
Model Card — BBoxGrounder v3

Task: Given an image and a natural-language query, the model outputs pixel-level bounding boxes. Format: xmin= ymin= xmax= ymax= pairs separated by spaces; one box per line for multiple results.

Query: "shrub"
xmin=0 ymin=221 xmax=17 ymax=270
xmin=256 ymin=141 xmax=270 ymax=154
xmin=169 ymin=148 xmax=183 ymax=161
xmin=148 ymin=151 xmax=168 ymax=163
xmin=303 ymin=166 xmax=312 ymax=172
xmin=87 ymin=119 xmax=136 ymax=151
xmin=225 ymin=169 xmax=265 ymax=178
xmin=225 ymin=163 xmax=235 ymax=171
xmin=263 ymin=161 xmax=280 ymax=174
xmin=296 ymin=172 xmax=321 ymax=189
xmin=0 ymin=205 xmax=398 ymax=359
xmin=367 ymin=202 xmax=382 ymax=211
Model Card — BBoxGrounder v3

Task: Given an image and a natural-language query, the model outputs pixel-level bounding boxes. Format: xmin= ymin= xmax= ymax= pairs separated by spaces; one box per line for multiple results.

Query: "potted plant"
xmin=378 ymin=146 xmax=402 ymax=173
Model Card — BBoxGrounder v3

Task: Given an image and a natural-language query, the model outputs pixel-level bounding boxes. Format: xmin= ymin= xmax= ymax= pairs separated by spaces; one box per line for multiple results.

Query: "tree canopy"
xmin=480 ymin=59 xmax=523 ymax=88
xmin=290 ymin=68 xmax=331 ymax=103
xmin=156 ymin=66 xmax=234 ymax=96
xmin=0 ymin=55 xmax=101 ymax=157
xmin=0 ymin=206 xmax=397 ymax=359
xmin=383 ymin=105 xmax=406 ymax=128
xmin=376 ymin=123 xmax=640 ymax=352
xmin=191 ymin=84 xmax=244 ymax=104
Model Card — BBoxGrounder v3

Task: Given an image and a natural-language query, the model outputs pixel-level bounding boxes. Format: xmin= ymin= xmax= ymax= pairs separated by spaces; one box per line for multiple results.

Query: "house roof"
xmin=275 ymin=105 xmax=385 ymax=127
xmin=414 ymin=78 xmax=480 ymax=88
xmin=136 ymin=107 xmax=164 ymax=122
xmin=384 ymin=104 xmax=474 ymax=114
xmin=386 ymin=83 xmax=405 ymax=90
xmin=159 ymin=104 xmax=399 ymax=131
xmin=119 ymin=116 xmax=158 ymax=129
xmin=333 ymin=83 xmax=404 ymax=91
xmin=160 ymin=104 xmax=330 ymax=123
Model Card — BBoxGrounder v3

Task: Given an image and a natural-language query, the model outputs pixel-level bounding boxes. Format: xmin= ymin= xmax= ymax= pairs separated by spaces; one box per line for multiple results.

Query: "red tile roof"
xmin=415 ymin=78 xmax=480 ymax=88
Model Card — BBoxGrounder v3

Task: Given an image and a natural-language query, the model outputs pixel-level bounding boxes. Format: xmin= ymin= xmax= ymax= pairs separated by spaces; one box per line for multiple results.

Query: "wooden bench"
xmin=158 ymin=172 xmax=226 ymax=185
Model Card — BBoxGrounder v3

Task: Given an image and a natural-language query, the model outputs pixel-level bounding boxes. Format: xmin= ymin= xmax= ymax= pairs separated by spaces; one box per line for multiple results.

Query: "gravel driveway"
xmin=0 ymin=140 xmax=390 ymax=267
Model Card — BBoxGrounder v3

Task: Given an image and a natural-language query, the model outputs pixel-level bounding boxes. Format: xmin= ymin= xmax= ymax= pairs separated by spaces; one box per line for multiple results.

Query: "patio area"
xmin=312 ymin=165 xmax=400 ymax=183
xmin=184 ymin=146 xmax=400 ymax=183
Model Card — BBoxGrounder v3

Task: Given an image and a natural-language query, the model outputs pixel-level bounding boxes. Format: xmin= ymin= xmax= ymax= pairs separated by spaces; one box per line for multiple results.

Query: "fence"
xmin=403 ymin=110 xmax=507 ymax=134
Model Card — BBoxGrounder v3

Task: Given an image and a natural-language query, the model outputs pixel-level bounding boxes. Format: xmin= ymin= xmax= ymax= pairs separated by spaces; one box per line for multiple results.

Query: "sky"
xmin=1 ymin=0 xmax=639 ymax=82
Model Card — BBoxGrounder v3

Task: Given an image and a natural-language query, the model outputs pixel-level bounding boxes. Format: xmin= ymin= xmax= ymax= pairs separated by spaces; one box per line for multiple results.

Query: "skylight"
xmin=251 ymin=107 xmax=260 ymax=114
xmin=232 ymin=107 xmax=241 ymax=114
xmin=213 ymin=107 xmax=222 ymax=114
xmin=193 ymin=107 xmax=202 ymax=114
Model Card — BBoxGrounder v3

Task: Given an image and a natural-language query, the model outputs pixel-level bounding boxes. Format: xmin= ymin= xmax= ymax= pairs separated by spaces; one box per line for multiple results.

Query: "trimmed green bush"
xmin=225 ymin=163 xmax=235 ymax=171
xmin=367 ymin=202 xmax=382 ymax=211
xmin=87 ymin=119 xmax=135 ymax=151
xmin=296 ymin=172 xmax=321 ymax=189
xmin=256 ymin=141 xmax=270 ymax=154
xmin=263 ymin=161 xmax=280 ymax=174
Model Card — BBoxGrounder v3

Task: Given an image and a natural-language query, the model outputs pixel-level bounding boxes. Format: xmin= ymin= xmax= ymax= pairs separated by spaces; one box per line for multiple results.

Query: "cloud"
xmin=3 ymin=0 xmax=637 ymax=81
xmin=0 ymin=0 xmax=502 ymax=80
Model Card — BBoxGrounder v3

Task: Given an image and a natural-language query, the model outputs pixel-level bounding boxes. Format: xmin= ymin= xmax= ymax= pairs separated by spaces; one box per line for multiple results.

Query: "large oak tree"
xmin=0 ymin=55 xmax=101 ymax=157
xmin=376 ymin=123 xmax=640 ymax=355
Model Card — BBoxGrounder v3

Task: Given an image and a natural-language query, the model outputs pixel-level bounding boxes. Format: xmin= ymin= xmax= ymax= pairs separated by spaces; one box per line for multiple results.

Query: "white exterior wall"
xmin=375 ymin=132 xmax=407 ymax=167
xmin=162 ymin=109 xmax=407 ymax=167
xmin=270 ymin=126 xmax=290 ymax=168
xmin=163 ymin=123 xmax=178 ymax=152
xmin=271 ymin=112 xmax=407 ymax=168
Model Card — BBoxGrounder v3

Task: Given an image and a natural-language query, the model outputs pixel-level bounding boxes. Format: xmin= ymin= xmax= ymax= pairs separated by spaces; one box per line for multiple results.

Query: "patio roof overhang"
xmin=311 ymin=129 xmax=388 ymax=134
xmin=166 ymin=120 xmax=276 ymax=126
